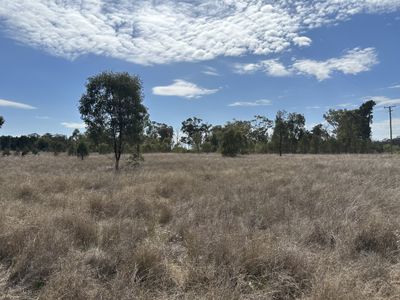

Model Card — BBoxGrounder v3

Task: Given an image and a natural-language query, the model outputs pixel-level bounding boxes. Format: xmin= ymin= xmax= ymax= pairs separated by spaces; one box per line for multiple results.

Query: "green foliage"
xmin=324 ymin=100 xmax=376 ymax=153
xmin=2 ymin=149 xmax=10 ymax=156
xmin=79 ymin=71 xmax=148 ymax=170
xmin=52 ymin=141 xmax=65 ymax=156
xmin=172 ymin=145 xmax=188 ymax=153
xmin=98 ymin=143 xmax=113 ymax=154
xmin=76 ymin=141 xmax=89 ymax=160
xmin=180 ymin=117 xmax=211 ymax=152
xmin=0 ymin=116 xmax=4 ymax=129
xmin=21 ymin=149 xmax=29 ymax=156
xmin=221 ymin=125 xmax=244 ymax=157
xmin=67 ymin=144 xmax=76 ymax=156
xmin=144 ymin=121 xmax=174 ymax=152
xmin=271 ymin=111 xmax=289 ymax=156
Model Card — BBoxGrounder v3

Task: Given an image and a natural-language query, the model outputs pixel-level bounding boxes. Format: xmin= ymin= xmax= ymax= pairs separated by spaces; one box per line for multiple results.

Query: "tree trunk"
xmin=136 ymin=144 xmax=140 ymax=157
xmin=115 ymin=157 xmax=120 ymax=171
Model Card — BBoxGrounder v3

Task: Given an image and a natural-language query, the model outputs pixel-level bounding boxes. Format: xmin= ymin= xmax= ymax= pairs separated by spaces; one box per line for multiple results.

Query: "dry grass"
xmin=0 ymin=153 xmax=399 ymax=299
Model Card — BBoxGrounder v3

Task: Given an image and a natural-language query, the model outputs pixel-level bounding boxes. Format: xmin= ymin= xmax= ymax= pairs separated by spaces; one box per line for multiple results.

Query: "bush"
xmin=2 ymin=148 xmax=10 ymax=156
xmin=67 ymin=144 xmax=76 ymax=156
xmin=76 ymin=141 xmax=89 ymax=160
xmin=98 ymin=143 xmax=112 ymax=154
xmin=221 ymin=127 xmax=242 ymax=157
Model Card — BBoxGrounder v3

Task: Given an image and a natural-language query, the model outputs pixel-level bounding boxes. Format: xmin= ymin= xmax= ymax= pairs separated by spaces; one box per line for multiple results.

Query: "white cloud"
xmin=336 ymin=103 xmax=358 ymax=108
xmin=202 ymin=66 xmax=219 ymax=76
xmin=35 ymin=116 xmax=51 ymax=120
xmin=0 ymin=1 xmax=398 ymax=65
xmin=293 ymin=36 xmax=312 ymax=47
xmin=371 ymin=96 xmax=400 ymax=106
xmin=61 ymin=122 xmax=86 ymax=129
xmin=234 ymin=60 xmax=291 ymax=77
xmin=372 ymin=118 xmax=400 ymax=140
xmin=152 ymin=80 xmax=218 ymax=98
xmin=235 ymin=47 xmax=378 ymax=80
xmin=293 ymin=48 xmax=378 ymax=80
xmin=229 ymin=99 xmax=272 ymax=107
xmin=0 ymin=98 xmax=36 ymax=109
xmin=388 ymin=84 xmax=400 ymax=89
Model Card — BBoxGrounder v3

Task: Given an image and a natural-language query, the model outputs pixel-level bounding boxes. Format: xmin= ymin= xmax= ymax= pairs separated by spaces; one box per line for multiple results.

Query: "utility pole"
xmin=384 ymin=106 xmax=395 ymax=154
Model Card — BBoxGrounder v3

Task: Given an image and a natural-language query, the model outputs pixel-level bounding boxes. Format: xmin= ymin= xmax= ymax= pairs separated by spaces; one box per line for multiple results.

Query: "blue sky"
xmin=0 ymin=1 xmax=399 ymax=140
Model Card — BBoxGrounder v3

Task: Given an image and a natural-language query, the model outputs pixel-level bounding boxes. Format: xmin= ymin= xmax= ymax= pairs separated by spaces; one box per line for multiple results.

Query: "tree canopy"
xmin=79 ymin=71 xmax=148 ymax=170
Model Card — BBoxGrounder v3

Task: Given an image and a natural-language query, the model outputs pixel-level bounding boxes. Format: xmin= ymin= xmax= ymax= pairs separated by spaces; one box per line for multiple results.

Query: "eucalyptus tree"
xmin=79 ymin=72 xmax=148 ymax=170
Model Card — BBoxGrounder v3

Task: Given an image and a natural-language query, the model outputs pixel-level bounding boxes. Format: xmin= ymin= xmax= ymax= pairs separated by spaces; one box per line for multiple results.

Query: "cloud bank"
xmin=234 ymin=48 xmax=378 ymax=80
xmin=0 ymin=1 xmax=398 ymax=65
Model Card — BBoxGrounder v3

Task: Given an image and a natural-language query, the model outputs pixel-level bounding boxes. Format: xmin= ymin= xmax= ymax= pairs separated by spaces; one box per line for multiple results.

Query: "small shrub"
xmin=67 ymin=144 xmax=76 ymax=156
xmin=76 ymin=141 xmax=89 ymax=160
xmin=353 ymin=223 xmax=398 ymax=258
xmin=2 ymin=148 xmax=10 ymax=156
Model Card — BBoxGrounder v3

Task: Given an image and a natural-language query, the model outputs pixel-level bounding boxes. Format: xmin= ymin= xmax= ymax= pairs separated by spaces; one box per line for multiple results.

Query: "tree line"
xmin=0 ymin=72 xmax=397 ymax=169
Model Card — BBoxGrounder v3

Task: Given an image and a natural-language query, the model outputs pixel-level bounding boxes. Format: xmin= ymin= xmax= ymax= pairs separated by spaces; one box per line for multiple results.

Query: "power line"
xmin=384 ymin=105 xmax=395 ymax=154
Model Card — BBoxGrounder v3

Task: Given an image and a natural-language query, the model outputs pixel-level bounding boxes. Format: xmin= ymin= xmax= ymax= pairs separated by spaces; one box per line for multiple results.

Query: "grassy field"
xmin=0 ymin=153 xmax=399 ymax=299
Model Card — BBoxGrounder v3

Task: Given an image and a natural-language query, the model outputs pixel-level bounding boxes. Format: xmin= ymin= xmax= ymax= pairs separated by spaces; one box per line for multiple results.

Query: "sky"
xmin=0 ymin=0 xmax=399 ymax=140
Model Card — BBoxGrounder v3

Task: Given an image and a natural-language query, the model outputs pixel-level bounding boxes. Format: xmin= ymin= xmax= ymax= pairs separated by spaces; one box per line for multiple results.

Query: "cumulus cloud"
xmin=229 ymin=99 xmax=272 ymax=107
xmin=0 ymin=1 xmax=398 ymax=65
xmin=292 ymin=48 xmax=378 ymax=80
xmin=234 ymin=60 xmax=291 ymax=77
xmin=152 ymin=80 xmax=219 ymax=98
xmin=293 ymin=36 xmax=312 ymax=47
xmin=61 ymin=122 xmax=86 ymax=129
xmin=371 ymin=96 xmax=400 ymax=106
xmin=0 ymin=98 xmax=36 ymax=109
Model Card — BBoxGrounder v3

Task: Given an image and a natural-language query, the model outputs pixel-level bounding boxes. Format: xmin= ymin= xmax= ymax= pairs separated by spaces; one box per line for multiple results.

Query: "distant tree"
xmin=180 ymin=117 xmax=210 ymax=152
xmin=79 ymin=71 xmax=148 ymax=170
xmin=271 ymin=111 xmax=289 ymax=156
xmin=76 ymin=140 xmax=89 ymax=160
xmin=324 ymin=100 xmax=376 ymax=153
xmin=221 ymin=125 xmax=243 ymax=157
xmin=310 ymin=124 xmax=329 ymax=154
xmin=227 ymin=120 xmax=252 ymax=154
xmin=52 ymin=141 xmax=64 ymax=156
xmin=0 ymin=116 xmax=4 ymax=129
xmin=250 ymin=115 xmax=273 ymax=152
xmin=145 ymin=121 xmax=174 ymax=152
xmin=208 ymin=125 xmax=224 ymax=152
xmin=98 ymin=142 xmax=113 ymax=154
xmin=67 ymin=143 xmax=76 ymax=156
xmin=287 ymin=113 xmax=306 ymax=153
xmin=37 ymin=136 xmax=50 ymax=151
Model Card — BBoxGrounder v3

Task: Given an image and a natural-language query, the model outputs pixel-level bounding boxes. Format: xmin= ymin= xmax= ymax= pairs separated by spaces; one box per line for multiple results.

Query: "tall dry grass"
xmin=0 ymin=153 xmax=399 ymax=299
